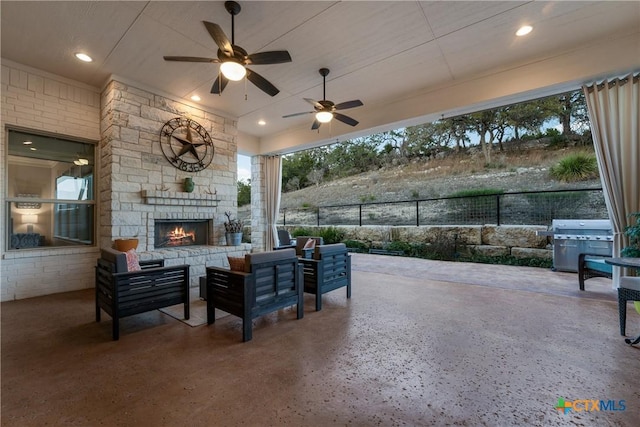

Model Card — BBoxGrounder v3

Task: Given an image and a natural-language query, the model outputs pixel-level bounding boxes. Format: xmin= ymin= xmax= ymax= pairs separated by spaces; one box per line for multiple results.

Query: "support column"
xmin=250 ymin=155 xmax=267 ymax=252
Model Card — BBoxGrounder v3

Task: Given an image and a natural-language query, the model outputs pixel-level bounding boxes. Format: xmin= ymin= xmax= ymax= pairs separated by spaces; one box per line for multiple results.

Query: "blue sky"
xmin=238 ymin=154 xmax=251 ymax=182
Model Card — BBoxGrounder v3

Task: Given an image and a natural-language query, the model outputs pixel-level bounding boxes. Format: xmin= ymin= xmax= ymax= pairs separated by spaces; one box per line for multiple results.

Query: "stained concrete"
xmin=2 ymin=254 xmax=639 ymax=426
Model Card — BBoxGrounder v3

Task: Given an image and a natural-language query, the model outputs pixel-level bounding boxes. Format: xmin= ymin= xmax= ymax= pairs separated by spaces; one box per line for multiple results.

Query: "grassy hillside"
xmin=278 ymin=145 xmax=600 ymax=211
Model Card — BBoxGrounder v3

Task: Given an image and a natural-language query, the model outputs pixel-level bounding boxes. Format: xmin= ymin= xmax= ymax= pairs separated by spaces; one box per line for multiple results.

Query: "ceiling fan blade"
xmin=211 ymin=74 xmax=229 ymax=94
xmin=282 ymin=111 xmax=314 ymax=118
xmin=311 ymin=119 xmax=321 ymax=130
xmin=203 ymin=21 xmax=233 ymax=56
xmin=304 ymin=98 xmax=323 ymax=110
xmin=246 ymin=51 xmax=292 ymax=65
xmin=333 ymin=112 xmax=359 ymax=127
xmin=334 ymin=99 xmax=363 ymax=110
xmin=163 ymin=56 xmax=219 ymax=63
xmin=246 ymin=68 xmax=279 ymax=97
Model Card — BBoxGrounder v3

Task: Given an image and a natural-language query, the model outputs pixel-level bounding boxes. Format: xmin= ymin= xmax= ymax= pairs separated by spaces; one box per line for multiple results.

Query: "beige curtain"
xmin=264 ymin=155 xmax=282 ymax=251
xmin=583 ymin=73 xmax=640 ymax=287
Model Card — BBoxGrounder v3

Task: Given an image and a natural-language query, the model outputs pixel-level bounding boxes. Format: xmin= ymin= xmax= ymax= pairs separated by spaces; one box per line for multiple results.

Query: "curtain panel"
xmin=264 ymin=155 xmax=282 ymax=251
xmin=583 ymin=73 xmax=639 ymax=287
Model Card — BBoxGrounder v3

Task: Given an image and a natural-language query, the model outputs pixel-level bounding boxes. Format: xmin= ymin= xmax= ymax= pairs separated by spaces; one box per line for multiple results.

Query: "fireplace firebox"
xmin=154 ymin=220 xmax=209 ymax=248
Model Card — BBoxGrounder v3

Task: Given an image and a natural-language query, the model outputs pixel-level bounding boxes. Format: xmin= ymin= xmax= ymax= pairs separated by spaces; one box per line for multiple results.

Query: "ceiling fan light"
xmin=220 ymin=61 xmax=246 ymax=81
xmin=316 ymin=111 xmax=333 ymax=123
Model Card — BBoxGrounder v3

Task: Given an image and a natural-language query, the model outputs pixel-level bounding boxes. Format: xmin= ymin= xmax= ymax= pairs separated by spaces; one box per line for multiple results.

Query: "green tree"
xmin=282 ymin=151 xmax=318 ymax=191
xmin=468 ymin=110 xmax=500 ymax=164
xmin=237 ymin=179 xmax=251 ymax=206
xmin=504 ymin=98 xmax=553 ymax=140
xmin=547 ymin=90 xmax=588 ymax=136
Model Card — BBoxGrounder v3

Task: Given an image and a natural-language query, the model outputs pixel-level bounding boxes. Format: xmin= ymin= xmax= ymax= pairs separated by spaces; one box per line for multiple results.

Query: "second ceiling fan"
xmin=283 ymin=68 xmax=363 ymax=130
xmin=163 ymin=1 xmax=291 ymax=97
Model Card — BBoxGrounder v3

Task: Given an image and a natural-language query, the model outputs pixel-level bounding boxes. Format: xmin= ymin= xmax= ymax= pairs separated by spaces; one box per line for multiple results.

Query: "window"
xmin=6 ymin=129 xmax=96 ymax=250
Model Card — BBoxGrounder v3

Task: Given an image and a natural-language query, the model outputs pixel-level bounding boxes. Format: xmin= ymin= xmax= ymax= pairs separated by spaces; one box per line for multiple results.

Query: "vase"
xmin=114 ymin=238 xmax=139 ymax=252
xmin=183 ymin=177 xmax=194 ymax=193
xmin=225 ymin=232 xmax=242 ymax=246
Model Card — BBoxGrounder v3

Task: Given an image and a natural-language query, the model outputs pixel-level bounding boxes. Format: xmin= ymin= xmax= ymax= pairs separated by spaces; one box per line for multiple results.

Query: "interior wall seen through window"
xmin=6 ymin=129 xmax=96 ymax=250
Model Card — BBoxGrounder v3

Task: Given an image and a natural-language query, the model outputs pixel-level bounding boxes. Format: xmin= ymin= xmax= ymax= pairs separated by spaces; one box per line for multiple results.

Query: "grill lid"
xmin=540 ymin=219 xmax=614 ymax=241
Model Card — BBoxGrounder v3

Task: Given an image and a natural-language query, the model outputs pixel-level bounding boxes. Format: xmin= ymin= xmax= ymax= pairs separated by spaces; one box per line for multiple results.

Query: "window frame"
xmin=5 ymin=126 xmax=98 ymax=251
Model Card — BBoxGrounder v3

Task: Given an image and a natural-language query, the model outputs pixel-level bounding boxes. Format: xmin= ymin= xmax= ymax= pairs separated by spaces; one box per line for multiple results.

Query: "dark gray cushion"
xmin=246 ymin=249 xmax=296 ymax=272
xmin=100 ymin=247 xmax=128 ymax=273
xmin=314 ymin=243 xmax=347 ymax=259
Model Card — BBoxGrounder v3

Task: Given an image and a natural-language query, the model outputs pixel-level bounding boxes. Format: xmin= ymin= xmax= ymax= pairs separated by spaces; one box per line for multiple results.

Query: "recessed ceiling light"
xmin=29 ymin=147 xmax=37 ymax=151
xmin=516 ymin=25 xmax=533 ymax=37
xmin=191 ymin=95 xmax=201 ymax=102
xmin=75 ymin=52 xmax=93 ymax=62
xmin=258 ymin=120 xmax=266 ymax=126
xmin=22 ymin=140 xmax=33 ymax=145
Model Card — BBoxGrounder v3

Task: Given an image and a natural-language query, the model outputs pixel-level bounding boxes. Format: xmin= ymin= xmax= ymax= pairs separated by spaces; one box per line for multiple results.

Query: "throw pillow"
xmin=125 ymin=249 xmax=141 ymax=272
xmin=228 ymin=256 xmax=245 ymax=272
xmin=303 ymin=238 xmax=316 ymax=250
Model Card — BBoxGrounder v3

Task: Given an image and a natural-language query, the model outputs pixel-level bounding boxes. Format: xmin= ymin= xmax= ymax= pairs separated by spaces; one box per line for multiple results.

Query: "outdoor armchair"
xmin=300 ymin=243 xmax=351 ymax=311
xmin=206 ymin=248 xmax=304 ymax=342
xmin=274 ymin=229 xmax=296 ymax=250
xmin=95 ymin=247 xmax=190 ymax=340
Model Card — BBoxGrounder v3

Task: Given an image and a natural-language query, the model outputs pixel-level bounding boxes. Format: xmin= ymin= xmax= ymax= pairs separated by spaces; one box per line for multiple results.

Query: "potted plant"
xmin=621 ymin=212 xmax=640 ymax=258
xmin=224 ymin=211 xmax=243 ymax=246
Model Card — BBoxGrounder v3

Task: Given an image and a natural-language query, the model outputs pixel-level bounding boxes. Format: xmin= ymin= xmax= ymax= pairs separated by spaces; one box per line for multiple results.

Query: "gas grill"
xmin=542 ymin=219 xmax=614 ymax=272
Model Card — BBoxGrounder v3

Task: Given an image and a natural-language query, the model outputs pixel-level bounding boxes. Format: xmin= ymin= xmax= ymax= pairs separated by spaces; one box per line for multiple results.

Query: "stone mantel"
xmin=141 ymin=190 xmax=219 ymax=207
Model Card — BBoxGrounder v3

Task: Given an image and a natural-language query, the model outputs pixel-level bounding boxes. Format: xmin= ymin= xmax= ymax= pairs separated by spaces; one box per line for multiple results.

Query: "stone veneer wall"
xmin=1 ymin=61 xmax=101 ymax=301
xmin=0 ymin=63 xmax=251 ymax=301
xmin=100 ymin=79 xmax=249 ymax=285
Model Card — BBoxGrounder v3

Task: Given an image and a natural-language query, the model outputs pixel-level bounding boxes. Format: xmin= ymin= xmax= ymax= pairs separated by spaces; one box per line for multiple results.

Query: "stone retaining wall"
xmin=283 ymin=224 xmax=552 ymax=260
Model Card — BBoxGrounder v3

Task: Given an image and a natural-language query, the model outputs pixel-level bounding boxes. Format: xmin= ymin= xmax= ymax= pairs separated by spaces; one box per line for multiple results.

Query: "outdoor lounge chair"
xmin=294 ymin=236 xmax=324 ymax=258
xmin=300 ymin=243 xmax=351 ymax=311
xmin=578 ymin=252 xmax=613 ymax=290
xmin=274 ymin=229 xmax=296 ymax=250
xmin=206 ymin=248 xmax=304 ymax=342
xmin=95 ymin=247 xmax=190 ymax=340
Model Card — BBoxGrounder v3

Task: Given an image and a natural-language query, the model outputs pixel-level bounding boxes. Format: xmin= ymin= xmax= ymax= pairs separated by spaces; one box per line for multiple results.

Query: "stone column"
xmin=250 ymin=155 xmax=266 ymax=252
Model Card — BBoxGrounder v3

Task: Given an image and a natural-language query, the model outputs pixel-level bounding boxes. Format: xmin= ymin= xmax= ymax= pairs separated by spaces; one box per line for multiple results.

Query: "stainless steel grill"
xmin=542 ymin=219 xmax=613 ymax=272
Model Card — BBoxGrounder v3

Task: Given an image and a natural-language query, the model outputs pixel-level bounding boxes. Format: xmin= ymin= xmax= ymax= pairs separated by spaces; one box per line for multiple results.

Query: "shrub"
xmin=317 ymin=226 xmax=345 ymax=244
xmin=385 ymin=241 xmax=412 ymax=254
xmin=360 ymin=194 xmax=376 ymax=203
xmin=291 ymin=227 xmax=314 ymax=237
xmin=621 ymin=212 xmax=640 ymax=258
xmin=462 ymin=253 xmax=553 ymax=268
xmin=549 ymin=153 xmax=598 ymax=182
xmin=343 ymin=239 xmax=369 ymax=253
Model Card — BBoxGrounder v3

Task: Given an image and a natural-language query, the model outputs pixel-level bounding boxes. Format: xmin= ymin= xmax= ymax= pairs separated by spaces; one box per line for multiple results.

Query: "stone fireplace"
xmin=141 ymin=190 xmax=219 ymax=252
xmin=154 ymin=219 xmax=210 ymax=248
xmin=97 ymin=80 xmax=251 ymax=287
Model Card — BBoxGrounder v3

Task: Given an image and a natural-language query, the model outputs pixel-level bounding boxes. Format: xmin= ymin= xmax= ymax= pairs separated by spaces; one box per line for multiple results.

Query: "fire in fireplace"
xmin=155 ymin=220 xmax=208 ymax=248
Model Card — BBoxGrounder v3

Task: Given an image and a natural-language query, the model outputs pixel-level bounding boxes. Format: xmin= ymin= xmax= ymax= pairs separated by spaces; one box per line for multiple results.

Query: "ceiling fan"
xmin=163 ymin=1 xmax=291 ymax=97
xmin=283 ymin=68 xmax=363 ymax=130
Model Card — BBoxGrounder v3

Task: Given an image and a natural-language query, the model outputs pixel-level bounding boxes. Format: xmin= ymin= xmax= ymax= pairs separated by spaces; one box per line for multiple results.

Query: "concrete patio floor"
xmin=2 ymin=254 xmax=639 ymax=426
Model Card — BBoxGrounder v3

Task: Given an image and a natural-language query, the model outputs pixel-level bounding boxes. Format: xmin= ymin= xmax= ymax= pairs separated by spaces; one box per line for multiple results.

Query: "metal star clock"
xmin=160 ymin=117 xmax=214 ymax=172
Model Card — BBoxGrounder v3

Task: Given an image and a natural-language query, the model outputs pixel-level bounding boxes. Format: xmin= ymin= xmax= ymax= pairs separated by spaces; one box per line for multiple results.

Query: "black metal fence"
xmin=280 ymin=188 xmax=607 ymax=227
